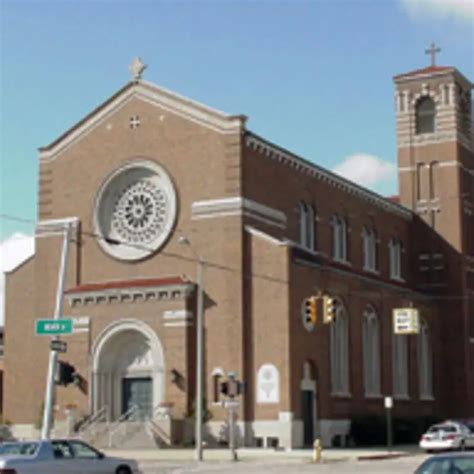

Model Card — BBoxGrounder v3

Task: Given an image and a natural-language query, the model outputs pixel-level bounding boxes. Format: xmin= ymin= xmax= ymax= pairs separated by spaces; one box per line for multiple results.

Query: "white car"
xmin=0 ymin=439 xmax=140 ymax=474
xmin=420 ymin=421 xmax=474 ymax=452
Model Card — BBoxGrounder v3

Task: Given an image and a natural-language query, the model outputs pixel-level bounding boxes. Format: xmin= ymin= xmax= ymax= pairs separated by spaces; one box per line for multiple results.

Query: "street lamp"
xmin=178 ymin=235 xmax=205 ymax=461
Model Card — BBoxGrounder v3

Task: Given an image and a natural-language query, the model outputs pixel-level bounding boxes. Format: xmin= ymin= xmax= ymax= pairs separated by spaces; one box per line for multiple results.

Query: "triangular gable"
xmin=39 ymin=80 xmax=247 ymax=161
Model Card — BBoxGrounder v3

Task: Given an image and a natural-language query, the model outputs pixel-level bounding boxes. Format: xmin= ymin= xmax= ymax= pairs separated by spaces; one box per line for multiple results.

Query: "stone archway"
xmin=91 ymin=319 xmax=165 ymax=420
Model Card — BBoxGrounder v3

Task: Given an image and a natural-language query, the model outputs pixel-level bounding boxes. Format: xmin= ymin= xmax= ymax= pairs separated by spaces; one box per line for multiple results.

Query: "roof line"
xmin=39 ymin=82 xmax=134 ymax=152
xmin=245 ymin=130 xmax=413 ymax=220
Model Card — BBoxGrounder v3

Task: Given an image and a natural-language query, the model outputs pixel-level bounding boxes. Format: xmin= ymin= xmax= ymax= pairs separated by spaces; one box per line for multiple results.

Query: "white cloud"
xmin=332 ymin=153 xmax=396 ymax=188
xmin=401 ymin=0 xmax=474 ymax=20
xmin=0 ymin=233 xmax=35 ymax=326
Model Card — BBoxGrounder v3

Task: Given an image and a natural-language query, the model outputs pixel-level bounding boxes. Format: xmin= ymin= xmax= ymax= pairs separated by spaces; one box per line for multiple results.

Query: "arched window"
xmin=393 ymin=334 xmax=409 ymax=398
xmin=362 ymin=227 xmax=377 ymax=271
xmin=299 ymin=201 xmax=315 ymax=250
xmin=389 ymin=238 xmax=403 ymax=280
xmin=363 ymin=306 xmax=381 ymax=396
xmin=332 ymin=215 xmax=347 ymax=262
xmin=330 ymin=301 xmax=349 ymax=395
xmin=416 ymin=97 xmax=435 ymax=134
xmin=418 ymin=320 xmax=433 ymax=399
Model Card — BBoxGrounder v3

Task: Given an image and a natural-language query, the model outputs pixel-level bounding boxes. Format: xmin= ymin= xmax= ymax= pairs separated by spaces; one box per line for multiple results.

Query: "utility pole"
xmin=178 ymin=236 xmax=205 ymax=461
xmin=41 ymin=223 xmax=72 ymax=439
xmin=195 ymin=256 xmax=204 ymax=461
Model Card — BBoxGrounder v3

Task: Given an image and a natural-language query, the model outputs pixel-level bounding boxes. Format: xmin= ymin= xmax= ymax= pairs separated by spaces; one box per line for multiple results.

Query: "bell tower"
xmin=394 ymin=44 xmax=473 ymax=254
xmin=394 ymin=46 xmax=474 ymax=418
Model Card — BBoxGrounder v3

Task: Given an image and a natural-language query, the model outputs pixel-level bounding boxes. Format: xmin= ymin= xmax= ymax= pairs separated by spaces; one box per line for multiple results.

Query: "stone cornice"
xmin=192 ymin=197 xmax=287 ymax=228
xmin=245 ymin=132 xmax=413 ymax=221
xmin=66 ymin=281 xmax=195 ymax=307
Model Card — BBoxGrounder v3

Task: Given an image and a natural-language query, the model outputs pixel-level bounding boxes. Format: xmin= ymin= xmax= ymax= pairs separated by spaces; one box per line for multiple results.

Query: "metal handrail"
xmin=108 ymin=404 xmax=140 ymax=448
xmin=77 ymin=405 xmax=109 ymax=437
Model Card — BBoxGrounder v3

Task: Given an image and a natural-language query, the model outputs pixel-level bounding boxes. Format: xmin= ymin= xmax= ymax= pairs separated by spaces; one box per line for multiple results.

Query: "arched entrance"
xmin=92 ymin=320 xmax=165 ymax=420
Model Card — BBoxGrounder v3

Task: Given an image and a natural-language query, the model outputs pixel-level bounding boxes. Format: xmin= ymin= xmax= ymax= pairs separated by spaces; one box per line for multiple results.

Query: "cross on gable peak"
xmin=129 ymin=57 xmax=147 ymax=81
xmin=425 ymin=42 xmax=441 ymax=67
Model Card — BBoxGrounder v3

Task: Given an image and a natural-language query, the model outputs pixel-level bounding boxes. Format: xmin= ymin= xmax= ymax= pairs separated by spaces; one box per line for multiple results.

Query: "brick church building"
xmin=4 ymin=55 xmax=473 ymax=448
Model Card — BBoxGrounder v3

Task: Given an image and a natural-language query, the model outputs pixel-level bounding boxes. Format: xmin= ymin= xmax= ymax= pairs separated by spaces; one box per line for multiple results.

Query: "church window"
xmin=299 ymin=202 xmax=315 ymax=250
xmin=418 ymin=320 xmax=433 ymax=399
xmin=415 ymin=97 xmax=435 ymax=134
xmin=363 ymin=306 xmax=381 ymax=397
xmin=330 ymin=301 xmax=349 ymax=395
xmin=393 ymin=334 xmax=409 ymax=398
xmin=389 ymin=238 xmax=402 ymax=280
xmin=429 ymin=162 xmax=439 ymax=200
xmin=362 ymin=227 xmax=377 ymax=271
xmin=416 ymin=163 xmax=425 ymax=201
xmin=332 ymin=215 xmax=348 ymax=262
xmin=459 ymin=89 xmax=471 ymax=138
xmin=94 ymin=160 xmax=177 ymax=261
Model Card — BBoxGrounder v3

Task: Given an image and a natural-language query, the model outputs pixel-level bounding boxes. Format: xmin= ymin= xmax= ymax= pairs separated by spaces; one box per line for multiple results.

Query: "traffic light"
xmin=55 ymin=361 xmax=76 ymax=386
xmin=220 ymin=381 xmax=229 ymax=396
xmin=220 ymin=378 xmax=244 ymax=398
xmin=323 ymin=295 xmax=337 ymax=323
xmin=304 ymin=296 xmax=318 ymax=326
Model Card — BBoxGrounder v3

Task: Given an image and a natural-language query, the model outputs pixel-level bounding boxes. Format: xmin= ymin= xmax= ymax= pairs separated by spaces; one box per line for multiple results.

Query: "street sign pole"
xmin=228 ymin=401 xmax=237 ymax=461
xmin=41 ymin=224 xmax=71 ymax=440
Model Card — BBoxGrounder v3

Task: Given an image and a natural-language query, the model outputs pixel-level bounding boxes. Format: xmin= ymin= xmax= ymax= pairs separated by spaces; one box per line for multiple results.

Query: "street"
xmin=139 ymin=454 xmax=428 ymax=473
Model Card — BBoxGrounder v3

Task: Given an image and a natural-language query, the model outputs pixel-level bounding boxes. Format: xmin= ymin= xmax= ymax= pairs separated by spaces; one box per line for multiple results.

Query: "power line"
xmin=0 ymin=212 xmax=472 ymax=302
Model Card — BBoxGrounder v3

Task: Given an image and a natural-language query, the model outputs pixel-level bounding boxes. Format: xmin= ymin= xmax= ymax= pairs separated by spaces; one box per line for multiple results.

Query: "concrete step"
xmin=80 ymin=421 xmax=164 ymax=449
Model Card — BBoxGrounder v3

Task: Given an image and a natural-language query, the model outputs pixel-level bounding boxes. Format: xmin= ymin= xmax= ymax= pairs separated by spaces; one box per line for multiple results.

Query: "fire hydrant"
xmin=313 ymin=438 xmax=322 ymax=463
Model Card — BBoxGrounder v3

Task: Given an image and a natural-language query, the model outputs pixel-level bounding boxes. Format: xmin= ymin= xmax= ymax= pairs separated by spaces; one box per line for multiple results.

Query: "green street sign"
xmin=36 ymin=319 xmax=73 ymax=336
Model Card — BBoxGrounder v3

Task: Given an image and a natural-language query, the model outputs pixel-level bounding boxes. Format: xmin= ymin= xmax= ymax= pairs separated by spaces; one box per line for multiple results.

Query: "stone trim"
xmin=66 ymin=283 xmax=194 ymax=307
xmin=192 ymin=197 xmax=287 ymax=228
xmin=244 ymin=225 xmax=286 ymax=246
xmin=36 ymin=216 xmax=80 ymax=236
xmin=399 ymin=161 xmax=474 ymax=176
xmin=245 ymin=133 xmax=412 ymax=221
xmin=397 ymin=131 xmax=472 ymax=151
xmin=163 ymin=310 xmax=193 ymax=327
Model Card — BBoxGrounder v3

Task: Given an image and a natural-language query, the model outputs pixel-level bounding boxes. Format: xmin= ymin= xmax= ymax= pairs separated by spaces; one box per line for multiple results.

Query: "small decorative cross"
xmin=130 ymin=115 xmax=141 ymax=129
xmin=425 ymin=43 xmax=441 ymax=67
xmin=129 ymin=57 xmax=147 ymax=81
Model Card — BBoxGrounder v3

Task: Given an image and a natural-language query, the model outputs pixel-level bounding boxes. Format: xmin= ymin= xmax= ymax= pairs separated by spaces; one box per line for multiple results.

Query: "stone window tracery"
xmin=94 ymin=160 xmax=177 ymax=260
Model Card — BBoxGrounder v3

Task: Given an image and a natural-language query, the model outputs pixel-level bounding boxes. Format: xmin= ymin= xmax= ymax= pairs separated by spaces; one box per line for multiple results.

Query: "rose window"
xmin=94 ymin=160 xmax=177 ymax=260
xmin=112 ymin=181 xmax=167 ymax=244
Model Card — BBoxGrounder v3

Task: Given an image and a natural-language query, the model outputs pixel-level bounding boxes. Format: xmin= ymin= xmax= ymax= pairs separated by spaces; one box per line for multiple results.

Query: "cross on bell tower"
xmin=425 ymin=42 xmax=441 ymax=67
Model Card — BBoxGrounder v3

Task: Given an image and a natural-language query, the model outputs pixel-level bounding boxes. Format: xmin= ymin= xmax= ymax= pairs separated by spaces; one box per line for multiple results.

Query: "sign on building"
xmin=257 ymin=364 xmax=279 ymax=404
xmin=393 ymin=308 xmax=420 ymax=335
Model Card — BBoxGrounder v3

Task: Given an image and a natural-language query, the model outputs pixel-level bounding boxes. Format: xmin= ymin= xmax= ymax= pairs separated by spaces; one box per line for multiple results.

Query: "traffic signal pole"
xmin=41 ymin=223 xmax=72 ymax=440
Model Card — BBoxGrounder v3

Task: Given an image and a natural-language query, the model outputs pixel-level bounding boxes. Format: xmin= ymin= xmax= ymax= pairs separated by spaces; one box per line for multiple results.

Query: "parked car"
xmin=420 ymin=421 xmax=474 ymax=452
xmin=0 ymin=439 xmax=140 ymax=473
xmin=414 ymin=452 xmax=474 ymax=474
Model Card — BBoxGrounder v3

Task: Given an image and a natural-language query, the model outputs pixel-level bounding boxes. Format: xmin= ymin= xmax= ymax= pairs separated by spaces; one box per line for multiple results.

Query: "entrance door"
xmin=302 ymin=390 xmax=314 ymax=446
xmin=122 ymin=377 xmax=153 ymax=420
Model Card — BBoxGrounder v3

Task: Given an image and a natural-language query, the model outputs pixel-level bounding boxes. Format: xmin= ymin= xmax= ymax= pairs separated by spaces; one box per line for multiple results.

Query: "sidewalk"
xmin=103 ymin=445 xmax=420 ymax=464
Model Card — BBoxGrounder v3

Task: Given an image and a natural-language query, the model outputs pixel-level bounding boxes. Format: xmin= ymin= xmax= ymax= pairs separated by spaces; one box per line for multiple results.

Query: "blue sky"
xmin=0 ymin=0 xmax=473 ymax=241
